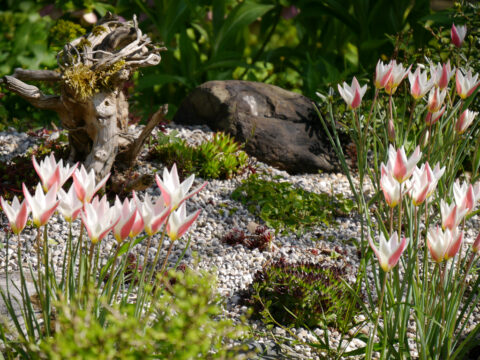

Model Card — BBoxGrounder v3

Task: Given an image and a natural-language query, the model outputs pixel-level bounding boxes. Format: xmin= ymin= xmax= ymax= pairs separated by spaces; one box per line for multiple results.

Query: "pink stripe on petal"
xmin=15 ymin=200 xmax=29 ymax=233
xmin=155 ymin=175 xmax=172 ymax=206
xmin=393 ymin=150 xmax=407 ymax=182
xmin=350 ymin=89 xmax=361 ymax=109
xmin=412 ymin=76 xmax=421 ymax=97
xmin=39 ymin=201 xmax=59 ymax=226
xmin=73 ymin=174 xmax=86 ymax=202
xmin=176 ymin=210 xmax=201 ymax=240
xmin=388 ymin=236 xmax=407 ymax=269
xmin=446 ymin=231 xmax=463 ymax=259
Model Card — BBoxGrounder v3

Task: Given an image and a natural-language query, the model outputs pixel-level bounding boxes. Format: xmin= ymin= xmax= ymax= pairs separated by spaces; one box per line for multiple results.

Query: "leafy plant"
xmin=242 ymin=257 xmax=359 ymax=330
xmin=7 ymin=268 xmax=246 ymax=360
xmin=148 ymin=131 xmax=249 ymax=180
xmin=231 ymin=174 xmax=355 ymax=234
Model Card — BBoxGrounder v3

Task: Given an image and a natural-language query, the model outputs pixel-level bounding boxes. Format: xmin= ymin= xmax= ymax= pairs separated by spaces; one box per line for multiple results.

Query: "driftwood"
xmin=0 ymin=13 xmax=166 ymax=180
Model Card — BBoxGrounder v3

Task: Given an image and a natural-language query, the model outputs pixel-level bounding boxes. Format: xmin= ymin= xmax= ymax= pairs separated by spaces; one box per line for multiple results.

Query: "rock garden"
xmin=1 ymin=1 xmax=480 ymax=359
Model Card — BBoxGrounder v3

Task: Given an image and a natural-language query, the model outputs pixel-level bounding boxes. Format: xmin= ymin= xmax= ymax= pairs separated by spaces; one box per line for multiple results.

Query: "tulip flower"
xmin=337 ymin=77 xmax=367 ymax=109
xmin=384 ymin=61 xmax=411 ymax=95
xmin=369 ymin=231 xmax=409 ymax=272
xmin=23 ymin=183 xmax=59 ymax=227
xmin=57 ymin=184 xmax=83 ymax=222
xmin=440 ymin=199 xmax=468 ymax=230
xmin=387 ymin=119 xmax=395 ymax=142
xmin=72 ymin=165 xmax=110 ymax=203
xmin=408 ymin=67 xmax=434 ymax=100
xmin=166 ymin=203 xmax=201 ymax=242
xmin=112 ymin=196 xmax=137 ymax=243
xmin=81 ymin=195 xmax=120 ymax=244
xmin=1 ymin=196 xmax=30 ymax=235
xmin=374 ymin=60 xmax=393 ymax=89
xmin=455 ymin=109 xmax=478 ymax=134
xmin=427 ymin=226 xmax=463 ymax=262
xmin=451 ymin=23 xmax=467 ymax=48
xmin=134 ymin=192 xmax=171 ymax=236
xmin=427 ymin=87 xmax=447 ymax=113
xmin=456 ymin=69 xmax=480 ymax=99
xmin=430 ymin=61 xmax=455 ymax=89
xmin=380 ymin=164 xmax=401 ymax=207
xmin=127 ymin=197 xmax=144 ymax=238
xmin=384 ymin=145 xmax=422 ymax=183
xmin=453 ymin=180 xmax=480 ymax=214
xmin=425 ymin=106 xmax=445 ymax=126
xmin=407 ymin=171 xmax=429 ymax=206
xmin=155 ymin=164 xmax=207 ymax=211
xmin=33 ymin=153 xmax=77 ymax=192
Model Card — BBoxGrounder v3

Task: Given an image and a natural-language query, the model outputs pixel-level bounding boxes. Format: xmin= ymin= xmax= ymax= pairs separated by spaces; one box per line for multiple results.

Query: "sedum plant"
xmin=149 ymin=131 xmax=249 ymax=180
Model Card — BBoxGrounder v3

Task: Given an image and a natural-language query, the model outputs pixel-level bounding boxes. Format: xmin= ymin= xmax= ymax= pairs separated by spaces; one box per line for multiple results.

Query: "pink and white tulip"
xmin=384 ymin=145 xmax=422 ymax=183
xmin=369 ymin=231 xmax=409 ymax=272
xmin=456 ymin=69 xmax=480 ymax=99
xmin=375 ymin=60 xmax=393 ymax=90
xmin=81 ymin=195 xmax=120 ymax=244
xmin=337 ymin=77 xmax=367 ymax=109
xmin=440 ymin=199 xmax=468 ymax=230
xmin=72 ymin=165 xmax=110 ymax=203
xmin=23 ymin=183 xmax=59 ymax=227
xmin=427 ymin=226 xmax=463 ymax=262
xmin=166 ymin=203 xmax=201 ymax=242
xmin=1 ymin=196 xmax=30 ymax=235
xmin=427 ymin=87 xmax=447 ymax=113
xmin=57 ymin=184 xmax=83 ymax=222
xmin=451 ymin=23 xmax=467 ymax=48
xmin=453 ymin=180 xmax=480 ymax=214
xmin=425 ymin=106 xmax=445 ymax=126
xmin=33 ymin=153 xmax=77 ymax=192
xmin=112 ymin=196 xmax=137 ymax=243
xmin=155 ymin=164 xmax=207 ymax=211
xmin=384 ymin=61 xmax=411 ymax=95
xmin=430 ymin=61 xmax=455 ymax=90
xmin=134 ymin=192 xmax=171 ymax=236
xmin=408 ymin=67 xmax=434 ymax=100
xmin=380 ymin=164 xmax=401 ymax=208
xmin=455 ymin=109 xmax=478 ymax=134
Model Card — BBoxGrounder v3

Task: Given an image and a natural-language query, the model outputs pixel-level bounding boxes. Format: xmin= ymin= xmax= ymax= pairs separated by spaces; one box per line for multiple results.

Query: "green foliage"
xmin=243 ymin=257 xmax=359 ymax=330
xmin=149 ymin=131 xmax=249 ymax=180
xmin=231 ymin=174 xmax=355 ymax=234
xmin=9 ymin=269 xmax=245 ymax=360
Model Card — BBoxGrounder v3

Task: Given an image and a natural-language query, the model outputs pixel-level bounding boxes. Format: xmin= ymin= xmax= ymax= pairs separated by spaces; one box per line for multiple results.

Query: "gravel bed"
xmin=1 ymin=124 xmax=479 ymax=359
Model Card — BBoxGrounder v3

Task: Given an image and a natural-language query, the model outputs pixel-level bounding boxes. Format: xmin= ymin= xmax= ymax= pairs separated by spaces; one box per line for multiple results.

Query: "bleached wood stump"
xmin=0 ymin=13 xmax=166 ymax=180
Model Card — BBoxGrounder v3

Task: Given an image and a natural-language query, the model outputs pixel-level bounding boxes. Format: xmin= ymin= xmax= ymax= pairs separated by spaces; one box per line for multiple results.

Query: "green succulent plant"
xmin=242 ymin=257 xmax=359 ymax=331
xmin=149 ymin=131 xmax=249 ymax=180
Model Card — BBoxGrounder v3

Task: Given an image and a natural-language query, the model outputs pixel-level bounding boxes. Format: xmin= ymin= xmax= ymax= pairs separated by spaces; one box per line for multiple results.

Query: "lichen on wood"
xmin=0 ymin=13 xmax=166 ymax=180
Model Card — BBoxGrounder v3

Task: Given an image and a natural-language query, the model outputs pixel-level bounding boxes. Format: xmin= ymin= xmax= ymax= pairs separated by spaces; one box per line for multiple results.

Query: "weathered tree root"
xmin=0 ymin=13 xmax=166 ymax=180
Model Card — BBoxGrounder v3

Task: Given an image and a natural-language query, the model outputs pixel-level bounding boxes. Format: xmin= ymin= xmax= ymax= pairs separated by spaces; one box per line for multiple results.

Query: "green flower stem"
xmin=389 ymin=207 xmax=394 ymax=237
xmin=160 ymin=239 xmax=175 ymax=274
xmin=105 ymin=245 xmax=121 ymax=299
xmin=147 ymin=216 xmax=170 ymax=285
xmin=142 ymin=235 xmax=153 ymax=274
xmin=398 ymin=183 xmax=403 ymax=238
xmin=367 ymin=272 xmax=388 ymax=360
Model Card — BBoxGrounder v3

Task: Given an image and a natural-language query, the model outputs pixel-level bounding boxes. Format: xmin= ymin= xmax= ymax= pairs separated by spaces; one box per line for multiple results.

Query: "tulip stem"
xmin=147 ymin=216 xmax=170 ymax=286
xmin=367 ymin=272 xmax=388 ymax=360
xmin=105 ymin=245 xmax=121 ymax=301
xmin=398 ymin=184 xmax=403 ymax=239
xmin=160 ymin=240 xmax=175 ymax=275
xmin=143 ymin=235 xmax=152 ymax=274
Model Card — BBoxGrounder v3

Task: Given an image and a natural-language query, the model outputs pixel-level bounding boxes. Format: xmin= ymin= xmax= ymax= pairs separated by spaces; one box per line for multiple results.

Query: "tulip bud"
xmin=422 ymin=129 xmax=430 ymax=148
xmin=387 ymin=119 xmax=395 ymax=142
xmin=451 ymin=23 xmax=467 ymax=48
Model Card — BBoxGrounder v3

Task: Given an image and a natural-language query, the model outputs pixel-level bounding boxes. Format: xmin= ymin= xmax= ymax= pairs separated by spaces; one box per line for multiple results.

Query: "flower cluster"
xmin=1 ymin=154 xmax=206 ymax=251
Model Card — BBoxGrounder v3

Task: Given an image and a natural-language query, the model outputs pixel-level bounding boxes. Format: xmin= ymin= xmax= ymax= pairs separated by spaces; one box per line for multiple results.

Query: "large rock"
xmin=174 ymin=80 xmax=347 ymax=174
